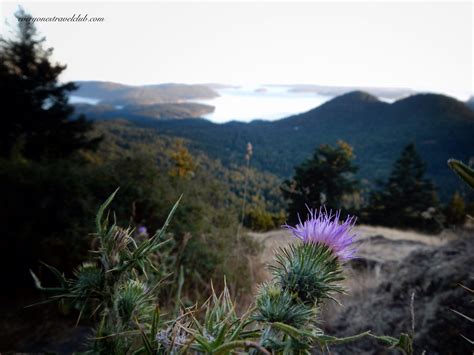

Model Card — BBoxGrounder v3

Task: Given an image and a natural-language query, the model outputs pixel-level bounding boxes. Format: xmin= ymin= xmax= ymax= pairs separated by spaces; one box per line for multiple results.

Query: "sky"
xmin=1 ymin=1 xmax=473 ymax=97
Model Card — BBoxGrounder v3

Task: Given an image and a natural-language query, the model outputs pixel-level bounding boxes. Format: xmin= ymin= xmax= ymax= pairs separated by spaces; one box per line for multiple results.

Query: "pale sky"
xmin=1 ymin=1 xmax=473 ymax=96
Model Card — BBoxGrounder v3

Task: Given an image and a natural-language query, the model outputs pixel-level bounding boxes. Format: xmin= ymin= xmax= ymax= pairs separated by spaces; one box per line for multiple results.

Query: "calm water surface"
xmin=192 ymin=86 xmax=333 ymax=123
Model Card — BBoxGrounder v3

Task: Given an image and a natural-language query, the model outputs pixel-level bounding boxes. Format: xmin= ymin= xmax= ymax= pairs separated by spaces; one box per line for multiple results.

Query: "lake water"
xmin=192 ymin=86 xmax=334 ymax=123
xmin=69 ymin=95 xmax=101 ymax=105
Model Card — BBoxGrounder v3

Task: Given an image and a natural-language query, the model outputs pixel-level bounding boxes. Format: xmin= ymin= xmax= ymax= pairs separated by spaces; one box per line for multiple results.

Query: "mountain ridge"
xmin=74 ymin=80 xmax=219 ymax=105
xmin=81 ymin=90 xmax=474 ymax=200
xmin=75 ymin=102 xmax=215 ymax=120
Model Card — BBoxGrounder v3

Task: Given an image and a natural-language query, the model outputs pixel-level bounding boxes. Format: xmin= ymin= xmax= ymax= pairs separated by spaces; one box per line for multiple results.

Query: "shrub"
xmin=244 ymin=207 xmax=276 ymax=231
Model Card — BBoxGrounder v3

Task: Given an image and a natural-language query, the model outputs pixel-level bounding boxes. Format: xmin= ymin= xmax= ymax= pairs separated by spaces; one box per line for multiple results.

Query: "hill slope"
xmin=74 ymin=81 xmax=218 ymax=105
xmin=466 ymin=96 xmax=474 ymax=111
xmin=283 ymin=84 xmax=415 ymax=99
xmin=75 ymin=102 xmax=215 ymax=120
xmin=81 ymin=91 xmax=474 ymax=200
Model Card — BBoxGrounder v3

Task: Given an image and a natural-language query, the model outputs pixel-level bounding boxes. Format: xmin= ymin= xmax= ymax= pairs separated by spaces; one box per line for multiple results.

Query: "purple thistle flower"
xmin=284 ymin=207 xmax=358 ymax=261
xmin=137 ymin=226 xmax=148 ymax=236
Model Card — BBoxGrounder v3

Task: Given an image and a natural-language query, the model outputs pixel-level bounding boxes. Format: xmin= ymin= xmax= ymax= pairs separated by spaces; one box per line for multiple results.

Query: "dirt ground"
xmin=249 ymin=225 xmax=473 ymax=354
xmin=248 ymin=224 xmax=455 ymax=279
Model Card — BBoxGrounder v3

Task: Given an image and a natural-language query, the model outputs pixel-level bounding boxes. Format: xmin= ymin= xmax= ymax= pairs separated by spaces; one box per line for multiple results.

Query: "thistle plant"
xmin=254 ymin=283 xmax=314 ymax=327
xmin=274 ymin=209 xmax=356 ymax=305
xmin=133 ymin=282 xmax=263 ymax=354
xmin=253 ymin=208 xmax=352 ymax=352
xmin=31 ymin=192 xmax=412 ymax=354
xmin=251 ymin=207 xmax=413 ymax=354
xmin=31 ymin=188 xmax=181 ymax=352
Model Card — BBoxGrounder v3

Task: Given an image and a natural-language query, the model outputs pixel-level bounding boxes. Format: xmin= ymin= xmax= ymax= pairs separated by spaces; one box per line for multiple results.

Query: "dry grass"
xmin=249 ymin=224 xmax=454 ymax=276
xmin=248 ymin=224 xmax=459 ymax=328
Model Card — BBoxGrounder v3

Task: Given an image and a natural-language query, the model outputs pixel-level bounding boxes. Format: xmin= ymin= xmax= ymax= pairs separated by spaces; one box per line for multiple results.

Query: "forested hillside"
xmin=83 ymin=91 xmax=474 ymax=200
xmin=94 ymin=119 xmax=285 ymax=212
xmin=75 ymin=102 xmax=215 ymax=120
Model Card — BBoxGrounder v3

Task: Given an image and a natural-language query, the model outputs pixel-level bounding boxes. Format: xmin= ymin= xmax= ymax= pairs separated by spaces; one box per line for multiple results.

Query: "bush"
xmin=243 ymin=207 xmax=287 ymax=232
xmin=0 ymin=150 xmax=260 ymax=302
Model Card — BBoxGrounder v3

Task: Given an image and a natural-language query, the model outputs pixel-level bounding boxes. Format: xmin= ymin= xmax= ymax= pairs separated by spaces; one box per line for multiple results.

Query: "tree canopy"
xmin=0 ymin=8 xmax=100 ymax=160
xmin=366 ymin=143 xmax=442 ymax=232
xmin=282 ymin=140 xmax=359 ymax=222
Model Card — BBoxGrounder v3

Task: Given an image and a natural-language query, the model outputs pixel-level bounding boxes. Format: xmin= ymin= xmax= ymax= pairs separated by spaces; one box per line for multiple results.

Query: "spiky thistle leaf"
xmin=96 ymin=188 xmax=119 ymax=236
xmin=271 ymin=242 xmax=345 ymax=305
xmin=254 ymin=283 xmax=314 ymax=327
xmin=115 ymin=280 xmax=150 ymax=324
xmin=448 ymin=159 xmax=474 ymax=189
xmin=71 ymin=262 xmax=104 ymax=298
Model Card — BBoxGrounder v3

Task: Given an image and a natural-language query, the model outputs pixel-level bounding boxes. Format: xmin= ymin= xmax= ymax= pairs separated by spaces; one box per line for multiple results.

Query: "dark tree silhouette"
xmin=0 ymin=8 xmax=100 ymax=160
xmin=367 ymin=143 xmax=443 ymax=232
xmin=282 ymin=141 xmax=359 ymax=222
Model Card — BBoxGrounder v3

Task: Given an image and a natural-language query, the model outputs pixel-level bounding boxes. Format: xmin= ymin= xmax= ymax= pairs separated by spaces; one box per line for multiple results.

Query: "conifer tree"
xmin=0 ymin=8 xmax=100 ymax=160
xmin=282 ymin=140 xmax=359 ymax=223
xmin=367 ymin=143 xmax=442 ymax=232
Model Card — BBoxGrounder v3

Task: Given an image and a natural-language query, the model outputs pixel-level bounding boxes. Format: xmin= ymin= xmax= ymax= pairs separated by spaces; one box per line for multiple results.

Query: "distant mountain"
xmin=85 ymin=91 xmax=474 ymax=200
xmin=74 ymin=81 xmax=219 ymax=105
xmin=277 ymin=84 xmax=415 ymax=99
xmin=75 ymin=102 xmax=214 ymax=120
xmin=466 ymin=96 xmax=474 ymax=111
xmin=200 ymin=83 xmax=240 ymax=89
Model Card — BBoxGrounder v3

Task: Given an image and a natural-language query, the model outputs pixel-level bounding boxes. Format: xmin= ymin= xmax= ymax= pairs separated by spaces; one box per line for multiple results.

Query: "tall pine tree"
xmin=367 ymin=143 xmax=442 ymax=232
xmin=0 ymin=8 xmax=100 ymax=160
xmin=282 ymin=140 xmax=359 ymax=222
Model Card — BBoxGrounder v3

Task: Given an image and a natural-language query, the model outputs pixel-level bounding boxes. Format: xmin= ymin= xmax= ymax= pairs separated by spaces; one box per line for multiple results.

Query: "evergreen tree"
xmin=282 ymin=140 xmax=359 ymax=222
xmin=0 ymin=8 xmax=100 ymax=160
xmin=367 ymin=143 xmax=443 ymax=232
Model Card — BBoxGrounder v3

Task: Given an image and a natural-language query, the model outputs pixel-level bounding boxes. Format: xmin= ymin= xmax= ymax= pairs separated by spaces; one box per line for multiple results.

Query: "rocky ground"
xmin=250 ymin=225 xmax=474 ymax=354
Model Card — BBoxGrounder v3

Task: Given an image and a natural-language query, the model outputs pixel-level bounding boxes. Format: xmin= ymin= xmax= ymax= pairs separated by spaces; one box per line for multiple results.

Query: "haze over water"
xmin=192 ymin=86 xmax=333 ymax=123
xmin=70 ymin=84 xmax=472 ymax=124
